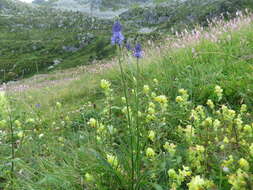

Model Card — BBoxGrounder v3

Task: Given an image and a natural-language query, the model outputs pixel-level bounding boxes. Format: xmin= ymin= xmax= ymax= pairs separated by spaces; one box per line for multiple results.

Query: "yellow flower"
xmin=100 ymin=79 xmax=111 ymax=90
xmin=87 ymin=118 xmax=97 ymax=128
xmin=149 ymin=102 xmax=155 ymax=108
xmin=215 ymin=85 xmax=223 ymax=100
xmin=56 ymin=102 xmax=62 ymax=108
xmin=17 ymin=131 xmax=24 ymax=138
xmin=85 ymin=173 xmax=94 ymax=182
xmin=14 ymin=120 xmax=22 ymax=128
xmin=146 ymin=114 xmax=156 ymax=122
xmin=146 ymin=147 xmax=155 ymax=158
xmin=148 ymin=107 xmax=155 ymax=115
xmin=222 ymin=106 xmax=236 ymax=121
xmin=196 ymin=145 xmax=205 ymax=153
xmin=213 ymin=119 xmax=221 ymax=129
xmin=228 ymin=169 xmax=248 ymax=189
xmin=26 ymin=118 xmax=35 ymax=124
xmin=154 ymin=95 xmax=168 ymax=104
xmin=167 ymin=169 xmax=177 ymax=179
xmin=143 ymin=85 xmax=150 ymax=94
xmin=178 ymin=89 xmax=188 ymax=95
xmin=202 ymin=117 xmax=212 ymax=127
xmin=188 ymin=176 xmax=205 ymax=190
xmin=107 ymin=154 xmax=118 ymax=167
xmin=179 ymin=166 xmax=192 ymax=177
xmin=153 ymin=78 xmax=158 ymax=85
xmin=190 ymin=110 xmax=199 ymax=121
xmin=148 ymin=130 xmax=155 ymax=142
xmin=223 ymin=137 xmax=229 ymax=144
xmin=238 ymin=158 xmax=249 ymax=171
xmin=240 ymin=104 xmax=247 ymax=113
xmin=206 ymin=99 xmax=214 ymax=109
xmin=235 ymin=117 xmax=243 ymax=128
xmin=176 ymin=96 xmax=184 ymax=103
xmin=243 ymin=125 xmax=252 ymax=133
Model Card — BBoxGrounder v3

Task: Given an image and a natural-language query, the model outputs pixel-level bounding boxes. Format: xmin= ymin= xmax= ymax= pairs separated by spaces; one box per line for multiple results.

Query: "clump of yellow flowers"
xmin=146 ymin=147 xmax=155 ymax=158
xmin=92 ymin=80 xmax=253 ymax=189
xmin=168 ymin=166 xmax=192 ymax=189
xmin=188 ymin=175 xmax=213 ymax=190
xmin=176 ymin=88 xmax=190 ymax=108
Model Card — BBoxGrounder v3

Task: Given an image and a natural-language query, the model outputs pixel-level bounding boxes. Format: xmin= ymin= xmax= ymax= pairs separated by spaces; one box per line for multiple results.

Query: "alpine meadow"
xmin=0 ymin=0 xmax=253 ymax=189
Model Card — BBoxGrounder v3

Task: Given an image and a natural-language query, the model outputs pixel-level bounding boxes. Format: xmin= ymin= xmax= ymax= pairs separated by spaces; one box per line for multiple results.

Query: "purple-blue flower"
xmin=111 ymin=21 xmax=124 ymax=45
xmin=134 ymin=44 xmax=142 ymax=58
xmin=126 ymin=42 xmax=132 ymax=51
xmin=35 ymin=104 xmax=41 ymax=108
xmin=112 ymin=21 xmax=122 ymax=33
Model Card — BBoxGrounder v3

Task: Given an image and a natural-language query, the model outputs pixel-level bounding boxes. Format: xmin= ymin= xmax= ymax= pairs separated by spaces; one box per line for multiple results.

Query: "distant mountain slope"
xmin=1 ymin=0 xmax=253 ymax=83
xmin=32 ymin=0 xmax=154 ymax=18
xmin=120 ymin=0 xmax=253 ymax=32
xmin=0 ymin=0 xmax=114 ymax=82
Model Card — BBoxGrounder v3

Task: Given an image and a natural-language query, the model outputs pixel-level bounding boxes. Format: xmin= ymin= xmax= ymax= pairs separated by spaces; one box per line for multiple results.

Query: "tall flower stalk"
xmin=133 ymin=44 xmax=143 ymax=184
xmin=111 ymin=21 xmax=144 ymax=189
xmin=111 ymin=21 xmax=135 ymax=190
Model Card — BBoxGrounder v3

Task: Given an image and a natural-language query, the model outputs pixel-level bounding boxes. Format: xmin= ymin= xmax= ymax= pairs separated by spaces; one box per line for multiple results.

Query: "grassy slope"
xmin=1 ymin=13 xmax=253 ymax=189
xmin=12 ymin=14 xmax=253 ymax=121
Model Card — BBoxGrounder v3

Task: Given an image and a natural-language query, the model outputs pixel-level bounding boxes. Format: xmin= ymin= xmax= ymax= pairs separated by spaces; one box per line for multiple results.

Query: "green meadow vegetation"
xmin=1 ymin=0 xmax=253 ymax=83
xmin=0 ymin=10 xmax=252 ymax=189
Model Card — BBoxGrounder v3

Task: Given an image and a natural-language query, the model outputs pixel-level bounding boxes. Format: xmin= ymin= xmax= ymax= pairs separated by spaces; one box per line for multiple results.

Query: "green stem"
xmin=135 ymin=58 xmax=141 ymax=185
xmin=117 ymin=46 xmax=135 ymax=190
xmin=219 ymin=163 xmax=223 ymax=189
xmin=7 ymin=106 xmax=15 ymax=186
xmin=4 ymin=69 xmax=6 ymax=82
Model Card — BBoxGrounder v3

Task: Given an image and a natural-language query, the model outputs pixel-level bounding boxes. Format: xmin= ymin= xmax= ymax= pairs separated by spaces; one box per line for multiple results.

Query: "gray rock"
xmin=53 ymin=59 xmax=61 ymax=65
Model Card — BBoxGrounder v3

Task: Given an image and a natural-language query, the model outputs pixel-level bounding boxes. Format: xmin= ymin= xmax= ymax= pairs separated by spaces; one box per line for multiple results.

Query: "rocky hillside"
xmin=0 ymin=0 xmax=114 ymax=82
xmin=32 ymin=0 xmax=153 ymax=18
xmin=120 ymin=0 xmax=253 ymax=32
